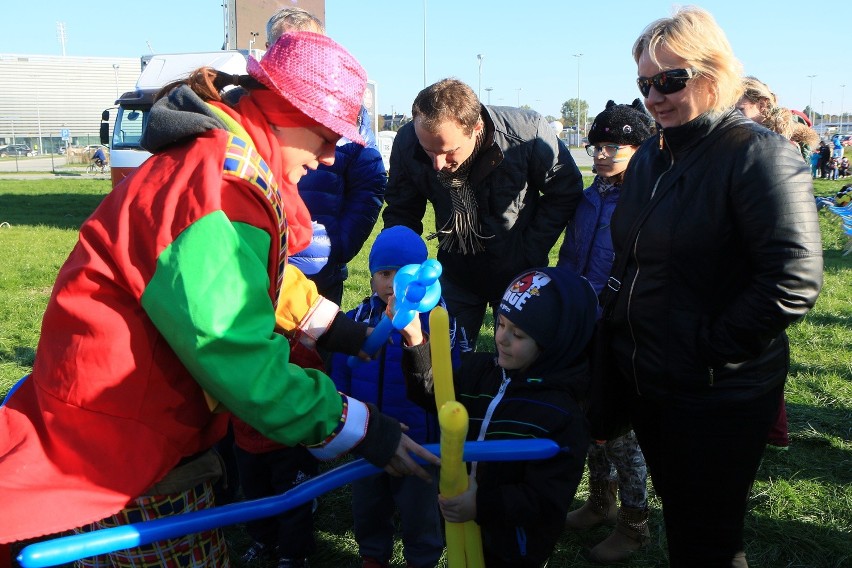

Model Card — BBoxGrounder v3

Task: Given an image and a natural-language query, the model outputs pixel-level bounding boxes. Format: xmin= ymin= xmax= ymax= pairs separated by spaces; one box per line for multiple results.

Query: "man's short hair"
xmin=412 ymin=78 xmax=482 ymax=136
xmin=266 ymin=7 xmax=325 ymax=45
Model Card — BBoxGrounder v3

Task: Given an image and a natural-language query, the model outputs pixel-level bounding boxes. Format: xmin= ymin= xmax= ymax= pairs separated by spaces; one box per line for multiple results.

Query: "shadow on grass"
xmin=0 ymin=193 xmax=107 ymax=230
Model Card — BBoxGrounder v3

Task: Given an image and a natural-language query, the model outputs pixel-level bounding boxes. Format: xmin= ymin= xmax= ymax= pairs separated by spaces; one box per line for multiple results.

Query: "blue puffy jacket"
xmin=289 ymin=107 xmax=387 ymax=293
xmin=330 ymin=293 xmax=461 ymax=445
xmin=557 ymin=177 xmax=620 ymax=306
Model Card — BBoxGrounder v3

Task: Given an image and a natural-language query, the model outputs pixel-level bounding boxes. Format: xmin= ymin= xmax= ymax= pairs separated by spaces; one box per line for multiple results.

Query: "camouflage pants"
xmin=587 ymin=429 xmax=648 ymax=508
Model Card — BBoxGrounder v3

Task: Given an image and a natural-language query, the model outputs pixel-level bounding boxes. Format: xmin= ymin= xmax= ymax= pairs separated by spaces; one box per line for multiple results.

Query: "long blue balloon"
xmin=17 ymin=439 xmax=562 ymax=568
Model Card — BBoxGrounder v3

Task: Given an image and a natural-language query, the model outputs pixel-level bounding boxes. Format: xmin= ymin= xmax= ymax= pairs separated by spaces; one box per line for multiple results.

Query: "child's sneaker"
xmin=240 ymin=541 xmax=275 ymax=564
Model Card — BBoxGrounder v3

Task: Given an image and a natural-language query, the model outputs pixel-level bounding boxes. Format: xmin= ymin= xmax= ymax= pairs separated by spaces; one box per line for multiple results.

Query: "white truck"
xmin=99 ymin=51 xmax=253 ymax=188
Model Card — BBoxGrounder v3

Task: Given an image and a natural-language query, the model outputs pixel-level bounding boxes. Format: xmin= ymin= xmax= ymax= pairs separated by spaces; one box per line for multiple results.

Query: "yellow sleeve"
xmin=275 ymin=264 xmax=340 ymax=346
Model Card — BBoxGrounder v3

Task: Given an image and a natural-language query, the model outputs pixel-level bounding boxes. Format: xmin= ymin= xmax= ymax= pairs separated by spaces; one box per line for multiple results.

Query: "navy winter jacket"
xmin=330 ymin=293 xmax=461 ymax=445
xmin=557 ymin=177 xmax=619 ymax=301
xmin=289 ymin=107 xmax=387 ymax=293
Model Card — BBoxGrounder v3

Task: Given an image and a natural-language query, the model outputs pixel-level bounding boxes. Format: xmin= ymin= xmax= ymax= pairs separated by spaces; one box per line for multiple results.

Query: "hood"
xmin=141 ymin=84 xmax=226 ymax=153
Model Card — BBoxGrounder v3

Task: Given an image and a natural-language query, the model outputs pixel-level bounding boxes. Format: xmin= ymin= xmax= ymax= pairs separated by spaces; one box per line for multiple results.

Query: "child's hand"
xmin=438 ymin=475 xmax=478 ymax=523
xmin=388 ymin=294 xmax=424 ymax=346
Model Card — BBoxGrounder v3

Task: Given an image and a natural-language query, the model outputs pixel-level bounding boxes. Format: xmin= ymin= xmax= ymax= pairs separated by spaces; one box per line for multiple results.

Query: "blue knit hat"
xmin=369 ymin=226 xmax=428 ymax=274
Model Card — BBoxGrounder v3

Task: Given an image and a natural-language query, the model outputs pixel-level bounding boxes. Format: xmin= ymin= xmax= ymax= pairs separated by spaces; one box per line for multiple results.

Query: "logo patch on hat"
xmin=501 ymin=271 xmax=552 ymax=312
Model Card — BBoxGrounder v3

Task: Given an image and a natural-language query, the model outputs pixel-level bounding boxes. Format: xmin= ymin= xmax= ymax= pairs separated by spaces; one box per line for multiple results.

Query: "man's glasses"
xmin=636 ymin=68 xmax=696 ymax=97
xmin=585 ymin=144 xmax=625 ymax=158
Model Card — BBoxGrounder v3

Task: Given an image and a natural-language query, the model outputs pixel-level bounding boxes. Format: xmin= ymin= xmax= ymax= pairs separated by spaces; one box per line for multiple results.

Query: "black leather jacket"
xmin=608 ymin=110 xmax=823 ymax=402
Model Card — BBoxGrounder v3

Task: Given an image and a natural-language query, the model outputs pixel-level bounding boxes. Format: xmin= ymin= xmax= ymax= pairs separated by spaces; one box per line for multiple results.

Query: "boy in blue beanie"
xmin=331 ymin=226 xmax=460 ymax=568
xmin=399 ymin=265 xmax=597 ymax=568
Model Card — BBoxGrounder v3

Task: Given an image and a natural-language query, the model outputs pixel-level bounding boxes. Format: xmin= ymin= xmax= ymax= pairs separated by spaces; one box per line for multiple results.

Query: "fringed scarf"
xmin=209 ymin=92 xmax=313 ymax=254
xmin=430 ymin=128 xmax=492 ymax=254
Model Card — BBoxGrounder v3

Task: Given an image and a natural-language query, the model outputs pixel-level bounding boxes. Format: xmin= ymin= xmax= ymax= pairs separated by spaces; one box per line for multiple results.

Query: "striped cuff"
xmin=307 ymin=394 xmax=369 ymax=460
xmin=297 ymin=296 xmax=339 ymax=347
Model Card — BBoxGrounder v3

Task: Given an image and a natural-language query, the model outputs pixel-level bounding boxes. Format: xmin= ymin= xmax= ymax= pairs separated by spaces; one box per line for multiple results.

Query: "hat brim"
xmin=247 ymin=55 xmax=366 ymax=146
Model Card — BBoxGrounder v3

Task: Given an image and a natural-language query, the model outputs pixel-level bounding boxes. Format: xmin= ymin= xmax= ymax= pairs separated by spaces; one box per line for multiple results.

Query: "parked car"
xmin=0 ymin=144 xmax=34 ymax=157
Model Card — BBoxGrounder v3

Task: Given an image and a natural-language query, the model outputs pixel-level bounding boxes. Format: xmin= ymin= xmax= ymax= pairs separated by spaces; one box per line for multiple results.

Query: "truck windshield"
xmin=112 ymin=107 xmax=148 ymax=149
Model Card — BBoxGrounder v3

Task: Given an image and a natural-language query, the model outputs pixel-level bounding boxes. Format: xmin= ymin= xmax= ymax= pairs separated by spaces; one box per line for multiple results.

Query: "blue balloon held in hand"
xmin=348 ymin=259 xmax=442 ymax=368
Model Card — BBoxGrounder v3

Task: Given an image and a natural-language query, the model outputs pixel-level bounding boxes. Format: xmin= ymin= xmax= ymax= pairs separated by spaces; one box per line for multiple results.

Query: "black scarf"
xmin=429 ymin=128 xmax=491 ymax=254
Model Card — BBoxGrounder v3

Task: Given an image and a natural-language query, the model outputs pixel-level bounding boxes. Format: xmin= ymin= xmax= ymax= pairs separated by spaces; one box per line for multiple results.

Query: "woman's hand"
xmin=383 ymin=432 xmax=440 ymax=482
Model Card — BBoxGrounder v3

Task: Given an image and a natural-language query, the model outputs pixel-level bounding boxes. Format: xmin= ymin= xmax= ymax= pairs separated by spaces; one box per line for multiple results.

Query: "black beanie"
xmin=587 ymin=99 xmax=655 ymax=146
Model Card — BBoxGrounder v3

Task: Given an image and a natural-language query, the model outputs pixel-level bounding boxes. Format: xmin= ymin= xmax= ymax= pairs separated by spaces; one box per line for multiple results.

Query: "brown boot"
xmin=565 ymin=479 xmax=618 ymax=530
xmin=587 ymin=506 xmax=650 ymax=564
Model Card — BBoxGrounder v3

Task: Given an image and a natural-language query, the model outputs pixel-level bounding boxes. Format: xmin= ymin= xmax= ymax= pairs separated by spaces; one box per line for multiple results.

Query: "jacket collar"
xmin=657 ymin=108 xmax=739 ymax=156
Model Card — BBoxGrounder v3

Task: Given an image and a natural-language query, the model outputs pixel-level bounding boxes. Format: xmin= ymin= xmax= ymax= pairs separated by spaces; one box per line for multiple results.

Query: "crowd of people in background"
xmin=0 ymin=4 xmax=836 ymax=568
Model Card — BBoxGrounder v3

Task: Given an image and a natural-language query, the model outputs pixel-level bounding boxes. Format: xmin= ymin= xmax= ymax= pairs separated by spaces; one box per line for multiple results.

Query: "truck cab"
xmin=100 ymin=51 xmax=254 ymax=188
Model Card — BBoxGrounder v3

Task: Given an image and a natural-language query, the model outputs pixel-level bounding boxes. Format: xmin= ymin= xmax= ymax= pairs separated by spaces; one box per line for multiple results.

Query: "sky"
xmin=2 ymin=0 xmax=850 ymax=124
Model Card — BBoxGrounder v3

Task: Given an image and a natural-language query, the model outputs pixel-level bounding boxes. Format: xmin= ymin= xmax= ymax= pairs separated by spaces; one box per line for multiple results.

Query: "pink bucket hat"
xmin=247 ymin=31 xmax=367 ymax=145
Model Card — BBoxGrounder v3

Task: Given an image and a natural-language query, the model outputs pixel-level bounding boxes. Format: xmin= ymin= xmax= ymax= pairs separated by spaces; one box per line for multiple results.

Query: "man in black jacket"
xmin=382 ymin=78 xmax=583 ymax=351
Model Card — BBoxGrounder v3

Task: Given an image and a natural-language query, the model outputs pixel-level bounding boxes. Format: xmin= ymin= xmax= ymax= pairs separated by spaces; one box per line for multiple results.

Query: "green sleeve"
xmin=141 ymin=210 xmax=343 ymax=446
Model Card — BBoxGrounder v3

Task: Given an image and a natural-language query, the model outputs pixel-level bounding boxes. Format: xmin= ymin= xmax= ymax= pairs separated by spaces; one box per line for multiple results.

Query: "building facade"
xmin=0 ymin=54 xmax=140 ymax=153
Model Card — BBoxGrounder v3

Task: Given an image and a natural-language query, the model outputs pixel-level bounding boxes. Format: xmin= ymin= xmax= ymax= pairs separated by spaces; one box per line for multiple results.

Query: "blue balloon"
xmin=348 ymin=260 xmax=442 ymax=368
xmin=17 ymin=439 xmax=561 ymax=568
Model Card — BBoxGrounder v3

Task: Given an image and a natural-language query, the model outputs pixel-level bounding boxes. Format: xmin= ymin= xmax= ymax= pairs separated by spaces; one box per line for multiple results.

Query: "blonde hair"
xmin=633 ymin=5 xmax=743 ymax=112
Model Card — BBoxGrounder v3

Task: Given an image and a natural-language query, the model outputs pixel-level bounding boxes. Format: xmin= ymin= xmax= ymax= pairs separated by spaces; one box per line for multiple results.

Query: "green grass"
xmin=2 ymin=176 xmax=851 ymax=567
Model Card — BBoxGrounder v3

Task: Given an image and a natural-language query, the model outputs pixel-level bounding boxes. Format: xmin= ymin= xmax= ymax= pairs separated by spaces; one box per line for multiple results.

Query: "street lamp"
xmin=841 ymin=85 xmax=846 ymax=135
xmin=248 ymin=31 xmax=259 ymax=52
xmin=573 ymin=53 xmax=583 ymax=146
xmin=112 ymin=63 xmax=121 ymax=99
xmin=807 ymin=74 xmax=816 ymax=125
xmin=484 ymin=87 xmax=493 ymax=105
xmin=477 ymin=54 xmax=484 ymax=101
xmin=516 ymin=87 xmax=522 ymax=107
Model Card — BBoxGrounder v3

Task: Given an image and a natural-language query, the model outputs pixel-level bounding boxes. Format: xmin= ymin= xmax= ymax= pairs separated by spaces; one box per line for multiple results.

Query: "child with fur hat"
xmin=330 ymin=225 xmax=461 ymax=568
xmin=557 ymin=99 xmax=655 ymax=563
xmin=399 ymin=265 xmax=597 ymax=568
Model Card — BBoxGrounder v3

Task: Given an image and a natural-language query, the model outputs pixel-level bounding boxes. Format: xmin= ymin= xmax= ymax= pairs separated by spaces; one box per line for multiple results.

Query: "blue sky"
xmin=3 ymin=1 xmax=849 ymax=122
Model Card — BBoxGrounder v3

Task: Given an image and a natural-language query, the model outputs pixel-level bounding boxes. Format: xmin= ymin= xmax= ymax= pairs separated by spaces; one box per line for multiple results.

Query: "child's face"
xmin=494 ymin=314 xmax=541 ymax=373
xmin=371 ymin=269 xmax=397 ymax=304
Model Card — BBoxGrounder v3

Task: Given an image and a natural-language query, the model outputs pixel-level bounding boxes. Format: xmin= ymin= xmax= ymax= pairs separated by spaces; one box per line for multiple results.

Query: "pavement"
xmin=0 ymin=148 xmax=593 ymax=180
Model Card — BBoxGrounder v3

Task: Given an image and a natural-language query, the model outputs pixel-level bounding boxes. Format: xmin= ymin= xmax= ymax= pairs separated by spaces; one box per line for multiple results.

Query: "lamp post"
xmin=484 ymin=87 xmax=493 ymax=105
xmin=112 ymin=64 xmax=120 ymax=99
xmin=477 ymin=54 xmax=484 ymax=101
xmin=248 ymin=31 xmax=259 ymax=52
xmin=573 ymin=53 xmax=583 ymax=146
xmin=423 ymin=0 xmax=427 ymax=88
xmin=516 ymin=87 xmax=522 ymax=107
xmin=807 ymin=74 xmax=816 ymax=126
xmin=841 ymin=85 xmax=846 ymax=135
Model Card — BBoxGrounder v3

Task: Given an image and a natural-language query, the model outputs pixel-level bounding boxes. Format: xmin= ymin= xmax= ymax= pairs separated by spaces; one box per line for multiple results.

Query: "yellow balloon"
xmin=430 ymin=306 xmax=456 ymax=409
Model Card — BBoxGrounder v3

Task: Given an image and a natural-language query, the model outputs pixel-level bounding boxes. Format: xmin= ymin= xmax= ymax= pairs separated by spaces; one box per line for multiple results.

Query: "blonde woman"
xmin=603 ymin=7 xmax=823 ymax=567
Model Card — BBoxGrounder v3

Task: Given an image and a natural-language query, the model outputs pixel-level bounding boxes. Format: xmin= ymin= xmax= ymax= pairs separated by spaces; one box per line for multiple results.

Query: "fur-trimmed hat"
xmin=588 ymin=99 xmax=655 ymax=146
xmin=369 ymin=226 xmax=428 ymax=274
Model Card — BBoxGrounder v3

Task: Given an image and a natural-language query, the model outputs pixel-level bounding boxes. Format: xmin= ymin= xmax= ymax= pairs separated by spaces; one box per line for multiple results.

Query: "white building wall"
xmin=0 ymin=54 xmax=141 ymax=152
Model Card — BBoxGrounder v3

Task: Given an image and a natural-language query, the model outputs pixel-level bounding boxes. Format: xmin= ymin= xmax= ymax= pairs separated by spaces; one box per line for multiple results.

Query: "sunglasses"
xmin=636 ymin=68 xmax=697 ymax=97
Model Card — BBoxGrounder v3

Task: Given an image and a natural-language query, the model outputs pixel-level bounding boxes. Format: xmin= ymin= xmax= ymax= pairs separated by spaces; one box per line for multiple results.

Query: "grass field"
xmin=1 ymin=176 xmax=850 ymax=567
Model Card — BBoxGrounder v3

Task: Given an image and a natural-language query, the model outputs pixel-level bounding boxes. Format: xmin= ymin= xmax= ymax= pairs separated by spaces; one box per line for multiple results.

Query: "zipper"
xmin=627 ymin=144 xmax=675 ymax=395
xmin=471 ymin=370 xmax=511 ymax=477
